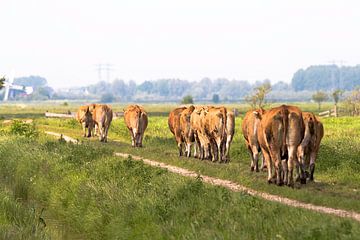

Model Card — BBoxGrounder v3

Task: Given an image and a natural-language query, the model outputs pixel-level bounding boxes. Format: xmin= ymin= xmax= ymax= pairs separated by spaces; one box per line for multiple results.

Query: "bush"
xmin=10 ymin=120 xmax=39 ymax=138
xmin=181 ymin=95 xmax=194 ymax=104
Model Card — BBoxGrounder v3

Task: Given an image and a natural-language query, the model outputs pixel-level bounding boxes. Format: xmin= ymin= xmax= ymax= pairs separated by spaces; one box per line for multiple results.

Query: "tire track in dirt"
xmin=45 ymin=131 xmax=360 ymax=223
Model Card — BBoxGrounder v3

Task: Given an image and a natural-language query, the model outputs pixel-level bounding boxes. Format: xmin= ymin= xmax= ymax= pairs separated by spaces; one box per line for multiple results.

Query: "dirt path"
xmin=45 ymin=132 xmax=360 ymax=223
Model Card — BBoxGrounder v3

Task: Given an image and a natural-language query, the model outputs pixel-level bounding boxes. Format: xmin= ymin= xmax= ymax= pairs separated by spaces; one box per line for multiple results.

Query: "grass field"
xmin=0 ymin=102 xmax=359 ymax=239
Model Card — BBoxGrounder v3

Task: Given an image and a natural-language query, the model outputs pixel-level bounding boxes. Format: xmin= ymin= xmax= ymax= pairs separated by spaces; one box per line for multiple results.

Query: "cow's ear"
xmin=86 ymin=107 xmax=90 ymax=113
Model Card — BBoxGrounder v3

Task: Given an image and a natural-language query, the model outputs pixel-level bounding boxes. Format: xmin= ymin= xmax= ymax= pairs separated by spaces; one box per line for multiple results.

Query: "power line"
xmin=95 ymin=63 xmax=114 ymax=82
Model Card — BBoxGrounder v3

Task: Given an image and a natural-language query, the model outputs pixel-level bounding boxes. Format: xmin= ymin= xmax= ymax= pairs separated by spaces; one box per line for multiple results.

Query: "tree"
xmin=0 ymin=76 xmax=5 ymax=90
xmin=100 ymin=93 xmax=115 ymax=103
xmin=332 ymin=89 xmax=344 ymax=117
xmin=245 ymin=82 xmax=271 ymax=108
xmin=312 ymin=91 xmax=328 ymax=110
xmin=212 ymin=94 xmax=220 ymax=103
xmin=181 ymin=95 xmax=194 ymax=104
xmin=332 ymin=89 xmax=343 ymax=105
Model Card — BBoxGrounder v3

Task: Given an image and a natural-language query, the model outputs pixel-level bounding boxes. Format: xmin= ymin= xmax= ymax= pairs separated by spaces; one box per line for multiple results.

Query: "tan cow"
xmin=168 ymin=106 xmax=187 ymax=156
xmin=257 ymin=105 xmax=304 ymax=186
xmin=297 ymin=112 xmax=324 ymax=182
xmin=123 ymin=105 xmax=148 ymax=147
xmin=223 ymin=110 xmax=235 ymax=163
xmin=92 ymin=104 xmax=113 ymax=142
xmin=242 ymin=108 xmax=266 ymax=171
xmin=76 ymin=105 xmax=94 ymax=137
xmin=180 ymin=105 xmax=195 ymax=157
xmin=190 ymin=106 xmax=211 ymax=160
xmin=202 ymin=106 xmax=227 ymax=162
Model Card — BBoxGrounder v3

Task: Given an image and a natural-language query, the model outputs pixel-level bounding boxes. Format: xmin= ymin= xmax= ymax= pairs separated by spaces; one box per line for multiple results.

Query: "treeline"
xmin=292 ymin=65 xmax=360 ymax=91
xmin=4 ymin=64 xmax=360 ymax=102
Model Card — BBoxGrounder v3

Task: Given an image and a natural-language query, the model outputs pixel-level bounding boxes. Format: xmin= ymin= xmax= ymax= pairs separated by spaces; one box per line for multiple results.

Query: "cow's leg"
xmin=211 ymin=140 xmax=218 ymax=162
xmin=104 ymin=125 xmax=110 ymax=143
xmin=281 ymin=160 xmax=288 ymax=185
xmin=260 ymin=154 xmax=267 ymax=171
xmin=270 ymin=150 xmax=282 ymax=186
xmin=287 ymin=146 xmax=301 ymax=186
xmin=138 ymin=132 xmax=144 ymax=147
xmin=185 ymin=142 xmax=191 ymax=158
xmin=82 ymin=122 xmax=87 ymax=137
xmin=251 ymin=146 xmax=260 ymax=172
xmin=218 ymin=140 xmax=223 ymax=163
xmin=246 ymin=143 xmax=255 ymax=171
xmin=87 ymin=123 xmax=92 ymax=137
xmin=225 ymin=135 xmax=232 ymax=163
xmin=309 ymin=151 xmax=317 ymax=181
xmin=132 ymin=128 xmax=138 ymax=147
xmin=177 ymin=141 xmax=183 ymax=157
xmin=98 ymin=123 xmax=104 ymax=141
xmin=262 ymin=150 xmax=273 ymax=183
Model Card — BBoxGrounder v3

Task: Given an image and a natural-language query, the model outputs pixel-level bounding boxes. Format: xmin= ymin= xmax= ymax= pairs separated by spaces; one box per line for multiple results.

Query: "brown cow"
xmin=242 ymin=108 xmax=266 ymax=171
xmin=123 ymin=105 xmax=148 ymax=147
xmin=257 ymin=105 xmax=304 ymax=186
xmin=180 ymin=105 xmax=195 ymax=157
xmin=76 ymin=105 xmax=94 ymax=137
xmin=203 ymin=106 xmax=227 ymax=162
xmin=190 ymin=106 xmax=211 ymax=160
xmin=92 ymin=104 xmax=113 ymax=142
xmin=168 ymin=106 xmax=187 ymax=156
xmin=297 ymin=112 xmax=324 ymax=181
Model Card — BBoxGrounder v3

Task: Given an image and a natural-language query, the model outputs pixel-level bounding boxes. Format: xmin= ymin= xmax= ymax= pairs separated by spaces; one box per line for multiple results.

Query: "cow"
xmin=179 ymin=105 xmax=195 ymax=157
xmin=223 ymin=110 xmax=235 ymax=163
xmin=91 ymin=104 xmax=113 ymax=142
xmin=257 ymin=105 xmax=304 ymax=186
xmin=190 ymin=106 xmax=211 ymax=160
xmin=123 ymin=105 xmax=148 ymax=147
xmin=168 ymin=106 xmax=187 ymax=156
xmin=202 ymin=106 xmax=227 ymax=162
xmin=297 ymin=112 xmax=324 ymax=182
xmin=242 ymin=108 xmax=266 ymax=172
xmin=75 ymin=105 xmax=94 ymax=137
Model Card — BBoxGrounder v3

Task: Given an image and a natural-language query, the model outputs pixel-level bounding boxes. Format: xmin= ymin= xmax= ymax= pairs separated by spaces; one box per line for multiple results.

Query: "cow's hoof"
xmin=300 ymin=178 xmax=307 ymax=184
xmin=255 ymin=168 xmax=260 ymax=173
xmin=287 ymin=182 xmax=294 ymax=188
xmin=267 ymin=179 xmax=272 ymax=184
xmin=250 ymin=166 xmax=255 ymax=172
xmin=295 ymin=176 xmax=300 ymax=182
xmin=277 ymin=181 xmax=284 ymax=186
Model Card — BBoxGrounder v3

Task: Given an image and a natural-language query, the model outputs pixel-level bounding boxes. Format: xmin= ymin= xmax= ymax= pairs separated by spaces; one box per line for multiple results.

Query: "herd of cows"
xmin=76 ymin=104 xmax=324 ymax=187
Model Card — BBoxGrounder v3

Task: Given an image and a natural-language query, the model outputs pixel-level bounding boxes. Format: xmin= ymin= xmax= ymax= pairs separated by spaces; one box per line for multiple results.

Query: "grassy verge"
xmin=0 ymin=133 xmax=359 ymax=239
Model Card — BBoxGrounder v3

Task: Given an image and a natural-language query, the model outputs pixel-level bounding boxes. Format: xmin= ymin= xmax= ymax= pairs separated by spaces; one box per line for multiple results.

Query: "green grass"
xmin=0 ymin=134 xmax=359 ymax=240
xmin=0 ymin=103 xmax=359 ymax=239
xmin=32 ymin=113 xmax=360 ymax=213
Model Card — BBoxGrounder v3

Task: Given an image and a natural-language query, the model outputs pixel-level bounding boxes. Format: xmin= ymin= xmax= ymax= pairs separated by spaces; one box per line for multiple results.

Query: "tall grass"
xmin=0 ymin=135 xmax=359 ymax=239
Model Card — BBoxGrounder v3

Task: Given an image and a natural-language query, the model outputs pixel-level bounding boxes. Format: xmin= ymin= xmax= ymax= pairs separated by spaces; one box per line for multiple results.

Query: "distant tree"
xmin=100 ymin=93 xmax=115 ymax=103
xmin=332 ymin=89 xmax=343 ymax=117
xmin=343 ymin=87 xmax=360 ymax=116
xmin=332 ymin=89 xmax=343 ymax=105
xmin=181 ymin=95 xmax=194 ymax=104
xmin=13 ymin=76 xmax=47 ymax=88
xmin=0 ymin=76 xmax=5 ymax=89
xmin=245 ymin=82 xmax=271 ymax=108
xmin=312 ymin=91 xmax=328 ymax=110
xmin=212 ymin=94 xmax=220 ymax=103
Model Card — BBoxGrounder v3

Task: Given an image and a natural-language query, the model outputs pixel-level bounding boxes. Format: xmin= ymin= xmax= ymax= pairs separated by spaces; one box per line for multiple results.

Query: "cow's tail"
xmin=281 ymin=106 xmax=289 ymax=155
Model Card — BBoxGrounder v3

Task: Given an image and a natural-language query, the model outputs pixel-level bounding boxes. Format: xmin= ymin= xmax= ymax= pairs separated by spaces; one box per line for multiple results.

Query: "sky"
xmin=0 ymin=0 xmax=359 ymax=89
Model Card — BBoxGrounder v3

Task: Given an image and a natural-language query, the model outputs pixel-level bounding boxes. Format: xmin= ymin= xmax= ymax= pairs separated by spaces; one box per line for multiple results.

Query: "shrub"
xmin=10 ymin=120 xmax=39 ymax=138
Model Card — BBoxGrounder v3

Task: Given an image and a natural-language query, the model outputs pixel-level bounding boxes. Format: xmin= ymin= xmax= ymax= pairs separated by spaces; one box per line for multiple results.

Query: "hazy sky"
xmin=1 ymin=0 xmax=359 ymax=89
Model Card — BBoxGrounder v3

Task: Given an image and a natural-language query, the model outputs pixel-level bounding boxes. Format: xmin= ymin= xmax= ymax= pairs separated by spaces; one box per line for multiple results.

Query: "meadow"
xmin=0 ymin=102 xmax=359 ymax=239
